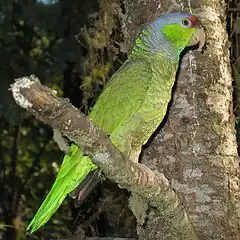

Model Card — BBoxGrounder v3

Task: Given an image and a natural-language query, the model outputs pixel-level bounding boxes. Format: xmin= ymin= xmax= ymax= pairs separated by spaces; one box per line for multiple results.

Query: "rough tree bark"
xmin=124 ymin=0 xmax=240 ymax=240
xmin=10 ymin=0 xmax=240 ymax=240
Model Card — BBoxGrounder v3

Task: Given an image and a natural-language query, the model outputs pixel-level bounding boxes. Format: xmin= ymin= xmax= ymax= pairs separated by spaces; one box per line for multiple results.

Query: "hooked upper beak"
xmin=188 ymin=26 xmax=206 ymax=51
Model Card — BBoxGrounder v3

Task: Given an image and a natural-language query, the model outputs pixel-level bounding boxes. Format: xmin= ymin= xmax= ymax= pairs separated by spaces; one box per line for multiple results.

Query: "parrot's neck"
xmin=131 ymin=26 xmax=185 ymax=60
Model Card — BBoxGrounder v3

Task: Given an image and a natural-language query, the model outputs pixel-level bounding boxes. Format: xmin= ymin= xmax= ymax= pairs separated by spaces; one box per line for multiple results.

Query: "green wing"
xmin=90 ymin=58 xmax=152 ymax=132
xmin=89 ymin=58 xmax=153 ymax=152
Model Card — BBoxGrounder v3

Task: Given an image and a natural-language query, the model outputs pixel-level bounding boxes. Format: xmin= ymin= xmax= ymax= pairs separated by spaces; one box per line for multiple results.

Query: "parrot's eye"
xmin=182 ymin=19 xmax=192 ymax=28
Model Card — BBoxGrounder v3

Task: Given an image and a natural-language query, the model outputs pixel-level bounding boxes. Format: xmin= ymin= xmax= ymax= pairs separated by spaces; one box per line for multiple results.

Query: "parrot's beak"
xmin=188 ymin=26 xmax=206 ymax=51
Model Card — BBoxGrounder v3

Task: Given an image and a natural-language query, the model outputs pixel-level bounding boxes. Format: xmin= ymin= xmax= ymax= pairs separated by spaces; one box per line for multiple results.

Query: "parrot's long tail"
xmin=27 ymin=144 xmax=98 ymax=233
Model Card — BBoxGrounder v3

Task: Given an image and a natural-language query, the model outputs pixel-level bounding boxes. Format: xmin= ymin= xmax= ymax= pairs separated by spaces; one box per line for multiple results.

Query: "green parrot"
xmin=27 ymin=12 xmax=205 ymax=233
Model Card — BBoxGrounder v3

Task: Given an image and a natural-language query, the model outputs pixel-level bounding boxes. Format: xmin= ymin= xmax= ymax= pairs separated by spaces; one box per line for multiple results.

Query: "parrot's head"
xmin=133 ymin=12 xmax=205 ymax=59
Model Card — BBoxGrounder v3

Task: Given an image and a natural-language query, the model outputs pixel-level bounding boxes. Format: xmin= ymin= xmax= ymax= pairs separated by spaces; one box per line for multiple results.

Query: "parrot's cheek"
xmin=188 ymin=27 xmax=206 ymax=51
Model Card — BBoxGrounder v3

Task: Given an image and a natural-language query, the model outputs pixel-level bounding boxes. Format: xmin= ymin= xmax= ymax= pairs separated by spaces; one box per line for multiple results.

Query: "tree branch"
xmin=10 ymin=75 xmax=197 ymax=239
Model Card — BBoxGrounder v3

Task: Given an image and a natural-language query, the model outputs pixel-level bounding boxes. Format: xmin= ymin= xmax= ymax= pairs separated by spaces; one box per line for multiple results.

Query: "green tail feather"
xmin=27 ymin=144 xmax=97 ymax=233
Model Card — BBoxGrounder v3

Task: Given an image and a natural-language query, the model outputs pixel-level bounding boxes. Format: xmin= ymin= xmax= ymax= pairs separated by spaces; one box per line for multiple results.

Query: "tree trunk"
xmin=122 ymin=0 xmax=240 ymax=239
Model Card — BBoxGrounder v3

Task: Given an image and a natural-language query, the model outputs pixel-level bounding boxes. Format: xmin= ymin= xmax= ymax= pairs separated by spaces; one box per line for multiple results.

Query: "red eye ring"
xmin=182 ymin=19 xmax=192 ymax=27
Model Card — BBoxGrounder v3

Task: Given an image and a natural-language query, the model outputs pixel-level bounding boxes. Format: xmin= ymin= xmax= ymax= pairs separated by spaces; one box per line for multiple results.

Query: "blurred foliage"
xmin=0 ymin=0 xmax=127 ymax=239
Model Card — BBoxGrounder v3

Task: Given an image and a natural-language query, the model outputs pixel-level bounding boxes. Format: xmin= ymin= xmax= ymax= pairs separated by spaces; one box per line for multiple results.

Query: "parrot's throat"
xmin=132 ymin=26 xmax=184 ymax=61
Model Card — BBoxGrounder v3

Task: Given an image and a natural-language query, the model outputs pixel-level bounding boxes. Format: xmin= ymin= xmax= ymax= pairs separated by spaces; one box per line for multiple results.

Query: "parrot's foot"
xmin=129 ymin=193 xmax=148 ymax=225
xmin=53 ymin=129 xmax=69 ymax=153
